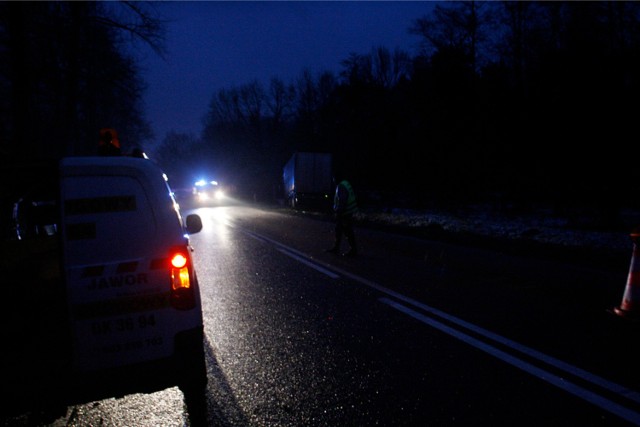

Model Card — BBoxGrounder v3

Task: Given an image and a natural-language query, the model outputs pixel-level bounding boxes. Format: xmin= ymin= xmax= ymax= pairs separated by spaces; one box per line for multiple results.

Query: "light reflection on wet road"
xmin=5 ymin=203 xmax=640 ymax=426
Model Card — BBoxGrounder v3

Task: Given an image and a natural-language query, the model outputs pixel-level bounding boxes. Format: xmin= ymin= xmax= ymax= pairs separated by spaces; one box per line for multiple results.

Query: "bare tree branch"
xmin=92 ymin=1 xmax=167 ymax=58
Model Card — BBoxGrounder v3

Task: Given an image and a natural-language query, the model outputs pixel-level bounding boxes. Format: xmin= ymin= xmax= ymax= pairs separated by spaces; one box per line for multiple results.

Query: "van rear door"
xmin=60 ymin=158 xmax=193 ymax=373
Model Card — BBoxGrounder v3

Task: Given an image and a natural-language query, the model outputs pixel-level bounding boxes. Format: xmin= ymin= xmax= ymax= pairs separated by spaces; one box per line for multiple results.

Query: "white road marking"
xmin=242 ymin=228 xmax=340 ymax=279
xmin=381 ymin=297 xmax=640 ymax=425
xmin=234 ymin=225 xmax=640 ymax=424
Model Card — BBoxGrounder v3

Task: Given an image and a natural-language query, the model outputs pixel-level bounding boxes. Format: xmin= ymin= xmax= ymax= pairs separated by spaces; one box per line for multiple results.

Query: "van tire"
xmin=182 ymin=382 xmax=208 ymax=427
xmin=180 ymin=357 xmax=207 ymax=427
xmin=176 ymin=327 xmax=208 ymax=425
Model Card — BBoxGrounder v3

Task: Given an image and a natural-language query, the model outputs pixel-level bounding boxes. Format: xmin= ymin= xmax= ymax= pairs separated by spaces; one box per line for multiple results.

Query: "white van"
xmin=57 ymin=156 xmax=207 ymax=404
xmin=5 ymin=156 xmax=207 ymax=416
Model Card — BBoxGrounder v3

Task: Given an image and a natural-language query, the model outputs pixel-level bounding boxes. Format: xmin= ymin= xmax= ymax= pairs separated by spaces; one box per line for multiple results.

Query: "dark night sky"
xmin=135 ymin=1 xmax=436 ymax=145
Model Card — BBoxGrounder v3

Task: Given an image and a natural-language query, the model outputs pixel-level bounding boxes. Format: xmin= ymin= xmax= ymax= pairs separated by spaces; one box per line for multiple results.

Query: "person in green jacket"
xmin=326 ymin=179 xmax=358 ymax=257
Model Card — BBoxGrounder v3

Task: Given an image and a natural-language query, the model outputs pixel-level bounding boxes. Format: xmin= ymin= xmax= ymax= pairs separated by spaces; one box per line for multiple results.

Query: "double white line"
xmin=241 ymin=227 xmax=640 ymax=425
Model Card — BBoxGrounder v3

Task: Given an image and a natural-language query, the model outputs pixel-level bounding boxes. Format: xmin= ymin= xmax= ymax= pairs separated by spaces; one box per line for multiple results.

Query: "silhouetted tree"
xmin=410 ymin=1 xmax=495 ymax=73
xmin=197 ymin=0 xmax=640 ymax=219
xmin=203 ymin=76 xmax=299 ymax=200
xmin=0 ymin=1 xmax=162 ymax=163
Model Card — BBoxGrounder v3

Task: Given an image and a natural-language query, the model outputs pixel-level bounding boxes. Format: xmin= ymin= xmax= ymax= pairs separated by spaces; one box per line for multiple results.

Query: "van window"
xmin=63 ymin=176 xmax=157 ymax=264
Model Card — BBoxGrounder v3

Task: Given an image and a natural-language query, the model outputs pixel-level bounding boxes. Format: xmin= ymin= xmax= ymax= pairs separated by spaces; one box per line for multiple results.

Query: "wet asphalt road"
xmin=4 ymin=202 xmax=640 ymax=426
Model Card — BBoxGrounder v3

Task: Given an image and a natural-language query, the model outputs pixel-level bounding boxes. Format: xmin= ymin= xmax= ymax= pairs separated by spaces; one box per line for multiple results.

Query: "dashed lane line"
xmin=234 ymin=225 xmax=640 ymax=424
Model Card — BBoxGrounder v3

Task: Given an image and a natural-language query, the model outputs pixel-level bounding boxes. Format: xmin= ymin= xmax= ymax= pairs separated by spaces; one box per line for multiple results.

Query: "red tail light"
xmin=169 ymin=246 xmax=196 ymax=310
xmin=171 ymin=253 xmax=188 ymax=269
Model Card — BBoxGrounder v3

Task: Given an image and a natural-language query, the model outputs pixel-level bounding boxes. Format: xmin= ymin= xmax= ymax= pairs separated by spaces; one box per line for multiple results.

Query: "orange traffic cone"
xmin=613 ymin=232 xmax=640 ymax=320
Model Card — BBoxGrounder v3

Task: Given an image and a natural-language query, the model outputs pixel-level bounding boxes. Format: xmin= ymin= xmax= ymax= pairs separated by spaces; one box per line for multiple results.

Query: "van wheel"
xmin=176 ymin=328 xmax=208 ymax=425
xmin=179 ymin=356 xmax=208 ymax=426
xmin=181 ymin=382 xmax=207 ymax=427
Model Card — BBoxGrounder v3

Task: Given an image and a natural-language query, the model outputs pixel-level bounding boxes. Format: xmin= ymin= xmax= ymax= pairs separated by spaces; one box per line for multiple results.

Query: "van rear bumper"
xmin=64 ymin=325 xmax=207 ymax=405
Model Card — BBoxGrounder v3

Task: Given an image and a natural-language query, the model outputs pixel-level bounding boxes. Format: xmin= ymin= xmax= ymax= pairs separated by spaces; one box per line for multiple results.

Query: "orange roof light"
xmin=99 ymin=128 xmax=120 ymax=148
xmin=98 ymin=128 xmax=122 ymax=156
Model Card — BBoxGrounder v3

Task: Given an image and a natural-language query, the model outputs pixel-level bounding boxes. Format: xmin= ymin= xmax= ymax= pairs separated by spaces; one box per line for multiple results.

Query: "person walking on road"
xmin=326 ymin=178 xmax=358 ymax=257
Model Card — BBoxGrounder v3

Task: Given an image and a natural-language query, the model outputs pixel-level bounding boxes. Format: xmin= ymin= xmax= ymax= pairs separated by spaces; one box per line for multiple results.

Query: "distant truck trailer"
xmin=283 ymin=152 xmax=333 ymax=209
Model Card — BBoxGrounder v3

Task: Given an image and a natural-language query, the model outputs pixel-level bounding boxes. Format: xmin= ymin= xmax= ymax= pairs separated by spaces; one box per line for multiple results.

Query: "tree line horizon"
xmin=2 ymin=2 xmax=640 ymax=226
xmin=156 ymin=1 xmax=640 ymax=226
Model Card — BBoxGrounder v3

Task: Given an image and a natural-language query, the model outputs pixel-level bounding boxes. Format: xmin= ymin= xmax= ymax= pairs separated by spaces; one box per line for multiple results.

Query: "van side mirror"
xmin=185 ymin=214 xmax=202 ymax=234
